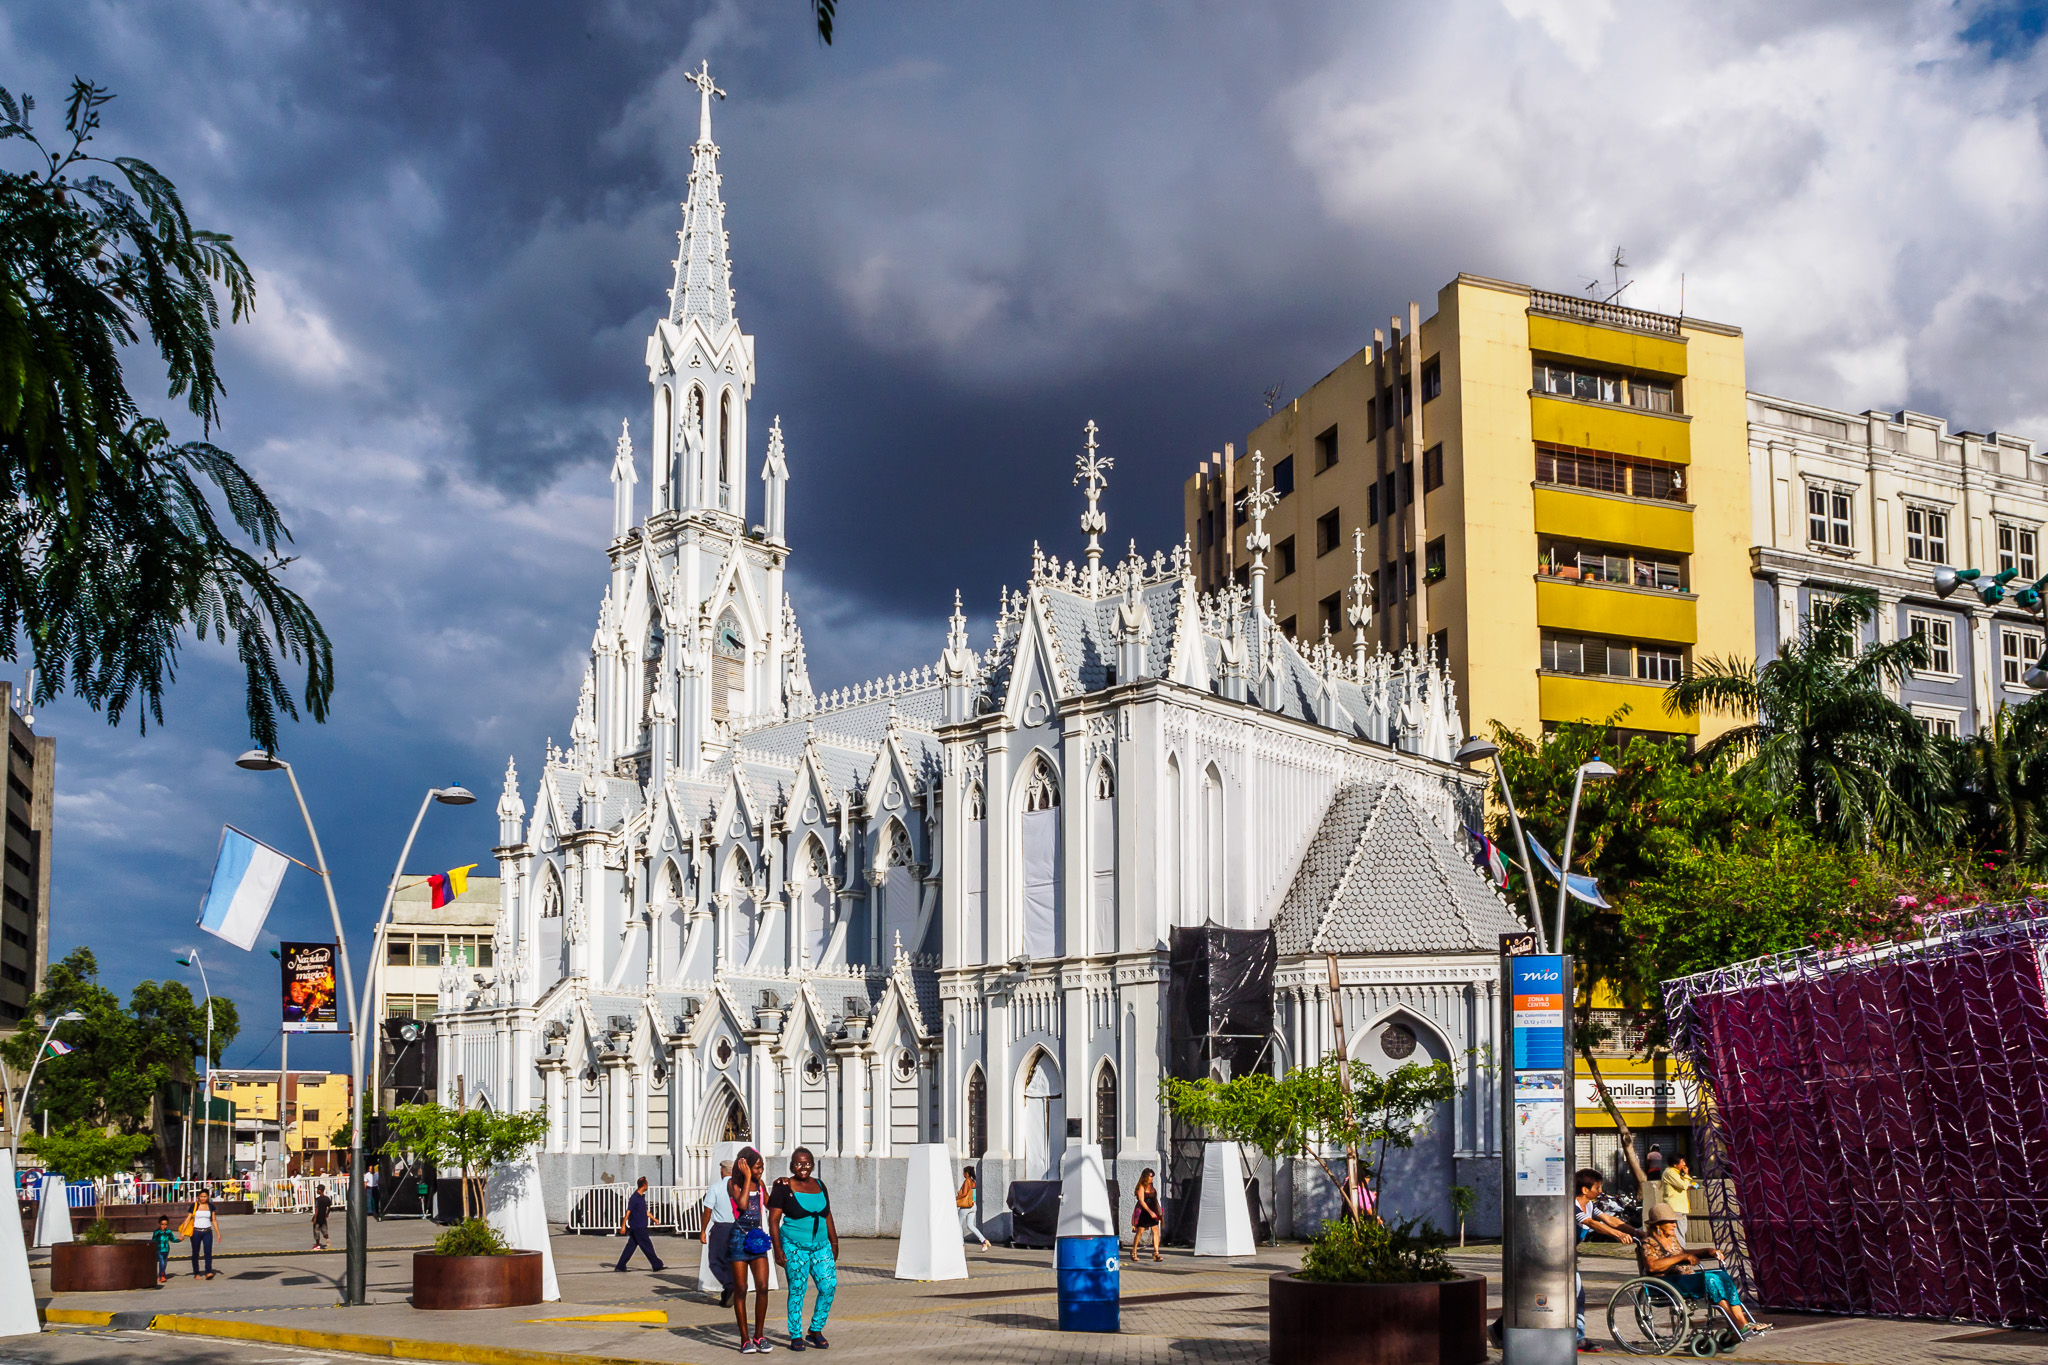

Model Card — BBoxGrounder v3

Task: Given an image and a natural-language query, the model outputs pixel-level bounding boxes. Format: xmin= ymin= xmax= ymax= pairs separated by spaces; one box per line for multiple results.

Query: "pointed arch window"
xmin=1166 ymin=754 xmax=1186 ymax=927
xmin=538 ymin=872 xmax=566 ymax=986
xmin=1201 ymin=763 xmax=1225 ymax=926
xmin=963 ymin=783 xmax=986 ymax=964
xmin=1090 ymin=762 xmax=1116 ymax=954
xmin=966 ymin=1066 xmax=987 ymax=1160
xmin=1094 ymin=1061 xmax=1119 ymax=1169
xmin=653 ymin=386 xmax=673 ymax=509
xmin=718 ymin=390 xmax=733 ymax=498
xmin=713 ymin=614 xmax=746 ymax=722
xmin=879 ymin=821 xmax=919 ymax=963
xmin=799 ymin=839 xmax=833 ymax=970
xmin=1021 ymin=755 xmax=1062 ymax=958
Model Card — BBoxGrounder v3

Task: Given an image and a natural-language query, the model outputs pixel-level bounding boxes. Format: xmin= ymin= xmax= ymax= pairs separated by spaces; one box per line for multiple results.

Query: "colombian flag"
xmin=428 ymin=864 xmax=479 ymax=908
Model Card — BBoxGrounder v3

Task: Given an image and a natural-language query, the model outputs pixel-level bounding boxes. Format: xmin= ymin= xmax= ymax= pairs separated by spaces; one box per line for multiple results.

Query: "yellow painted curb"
xmin=523 ymin=1310 xmax=668 ymax=1325
xmin=147 ymin=1313 xmax=658 ymax=1365
xmin=42 ymin=1309 xmax=114 ymax=1326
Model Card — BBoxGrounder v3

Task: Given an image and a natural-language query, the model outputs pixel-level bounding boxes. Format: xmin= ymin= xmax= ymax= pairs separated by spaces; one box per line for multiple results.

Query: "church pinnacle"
xmin=669 ymin=61 xmax=735 ymax=332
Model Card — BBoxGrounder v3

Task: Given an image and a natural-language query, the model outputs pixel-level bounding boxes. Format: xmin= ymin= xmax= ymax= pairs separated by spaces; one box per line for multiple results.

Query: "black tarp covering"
xmin=1167 ymin=925 xmax=1276 ymax=1081
xmin=1006 ymin=1180 xmax=1060 ymax=1248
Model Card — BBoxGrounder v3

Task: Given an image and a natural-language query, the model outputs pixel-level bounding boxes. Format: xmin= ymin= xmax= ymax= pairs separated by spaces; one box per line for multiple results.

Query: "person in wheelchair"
xmin=1639 ymin=1204 xmax=1769 ymax=1335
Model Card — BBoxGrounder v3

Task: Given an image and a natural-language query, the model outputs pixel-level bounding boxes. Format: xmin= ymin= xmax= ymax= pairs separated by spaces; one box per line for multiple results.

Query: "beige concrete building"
xmin=0 ymin=681 xmax=52 ymax=1034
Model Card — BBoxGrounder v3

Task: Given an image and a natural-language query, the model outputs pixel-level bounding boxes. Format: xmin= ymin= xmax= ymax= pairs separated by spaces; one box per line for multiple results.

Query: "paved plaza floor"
xmin=14 ymin=1216 xmax=2045 ymax=1365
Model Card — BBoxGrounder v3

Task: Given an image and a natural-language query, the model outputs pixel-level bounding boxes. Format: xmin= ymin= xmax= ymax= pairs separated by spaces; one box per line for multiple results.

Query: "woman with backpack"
xmin=769 ymin=1147 xmax=839 ymax=1352
xmin=727 ymin=1147 xmax=774 ymax=1353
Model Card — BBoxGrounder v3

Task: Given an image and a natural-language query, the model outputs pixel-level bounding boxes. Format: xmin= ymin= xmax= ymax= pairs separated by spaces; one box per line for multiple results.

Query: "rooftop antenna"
xmin=1602 ymin=247 xmax=1633 ymax=304
xmin=1262 ymin=382 xmax=1284 ymax=415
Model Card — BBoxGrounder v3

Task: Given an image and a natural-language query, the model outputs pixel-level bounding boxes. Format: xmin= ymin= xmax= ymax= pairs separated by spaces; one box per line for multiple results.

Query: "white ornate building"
xmin=434 ymin=67 xmax=1524 ymax=1238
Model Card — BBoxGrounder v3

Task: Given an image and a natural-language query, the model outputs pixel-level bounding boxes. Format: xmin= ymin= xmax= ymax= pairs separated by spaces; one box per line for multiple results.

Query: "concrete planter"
xmin=1269 ymin=1271 xmax=1488 ymax=1365
xmin=411 ymin=1250 xmax=544 ymax=1310
xmin=50 ymin=1241 xmax=159 ymax=1292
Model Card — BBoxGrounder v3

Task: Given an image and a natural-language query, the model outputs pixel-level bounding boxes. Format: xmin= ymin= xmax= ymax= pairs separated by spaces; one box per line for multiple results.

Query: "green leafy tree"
xmin=1944 ymin=697 xmax=2048 ymax=872
xmin=0 ymin=948 xmax=239 ymax=1170
xmin=0 ymin=80 xmax=331 ymax=751
xmin=21 ymin=1120 xmax=152 ymax=1179
xmin=384 ymin=1102 xmax=548 ymax=1222
xmin=1161 ymin=1055 xmax=1458 ymax=1221
xmin=1663 ymin=592 xmax=1943 ymax=847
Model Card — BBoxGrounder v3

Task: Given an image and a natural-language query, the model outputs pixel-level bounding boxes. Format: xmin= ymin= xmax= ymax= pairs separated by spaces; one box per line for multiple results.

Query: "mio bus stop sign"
xmin=1501 ymin=944 xmax=1575 ymax=1365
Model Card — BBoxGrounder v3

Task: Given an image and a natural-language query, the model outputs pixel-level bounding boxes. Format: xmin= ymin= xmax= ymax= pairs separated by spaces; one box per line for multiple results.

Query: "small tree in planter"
xmin=1164 ymin=1053 xmax=1482 ymax=1365
xmin=25 ymin=1123 xmax=157 ymax=1291
xmin=1450 ymin=1185 xmax=1476 ymax=1249
xmin=383 ymin=1102 xmax=548 ymax=1223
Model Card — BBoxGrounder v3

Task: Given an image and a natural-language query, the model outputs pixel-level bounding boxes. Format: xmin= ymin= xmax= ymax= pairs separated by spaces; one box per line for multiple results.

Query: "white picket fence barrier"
xmin=19 ymin=1177 xmax=261 ymax=1207
xmin=565 ymin=1184 xmax=704 ymax=1235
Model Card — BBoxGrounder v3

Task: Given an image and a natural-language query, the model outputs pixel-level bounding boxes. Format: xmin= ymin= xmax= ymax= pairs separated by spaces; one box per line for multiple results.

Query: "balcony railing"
xmin=1529 ymin=290 xmax=1682 ymax=337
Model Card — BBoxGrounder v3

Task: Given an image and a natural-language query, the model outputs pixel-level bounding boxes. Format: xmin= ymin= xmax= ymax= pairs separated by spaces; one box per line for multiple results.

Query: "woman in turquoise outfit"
xmin=768 ymin=1147 xmax=839 ymax=1351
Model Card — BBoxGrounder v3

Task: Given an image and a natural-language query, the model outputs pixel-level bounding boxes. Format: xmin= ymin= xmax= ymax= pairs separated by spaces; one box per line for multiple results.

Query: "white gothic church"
xmin=433 ymin=66 xmax=1523 ymax=1239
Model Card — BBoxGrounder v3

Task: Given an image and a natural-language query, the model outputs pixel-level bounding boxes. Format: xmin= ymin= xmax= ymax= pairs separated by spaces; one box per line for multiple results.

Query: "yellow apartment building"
xmin=217 ymin=1068 xmax=353 ymax=1176
xmin=1185 ymin=275 xmax=1751 ymax=745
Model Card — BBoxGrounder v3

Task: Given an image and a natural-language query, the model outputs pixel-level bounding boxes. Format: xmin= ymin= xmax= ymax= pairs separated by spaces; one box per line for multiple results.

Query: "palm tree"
xmin=1947 ymin=697 xmax=2048 ymax=871
xmin=1664 ymin=592 xmax=1945 ymax=847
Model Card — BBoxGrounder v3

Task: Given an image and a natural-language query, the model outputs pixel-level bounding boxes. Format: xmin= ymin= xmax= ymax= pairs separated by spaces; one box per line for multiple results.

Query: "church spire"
xmin=669 ymin=61 xmax=735 ymax=332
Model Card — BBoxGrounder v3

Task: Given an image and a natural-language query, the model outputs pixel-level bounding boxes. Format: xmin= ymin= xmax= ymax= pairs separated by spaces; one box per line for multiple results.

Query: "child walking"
xmin=152 ymin=1215 xmax=179 ymax=1285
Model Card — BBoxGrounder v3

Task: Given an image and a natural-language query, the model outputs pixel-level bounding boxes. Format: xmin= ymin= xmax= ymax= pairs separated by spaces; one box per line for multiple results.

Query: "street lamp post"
xmin=348 ymin=786 xmax=474 ymax=1263
xmin=176 ymin=951 xmax=215 ymax=1184
xmin=1455 ymin=735 xmax=1551 ymax=953
xmin=1934 ymin=566 xmax=2048 ymax=688
xmin=1553 ymin=758 xmax=1618 ymax=953
xmin=9 ymin=1010 xmax=85 ymax=1164
xmin=234 ymin=751 xmax=367 ymax=1303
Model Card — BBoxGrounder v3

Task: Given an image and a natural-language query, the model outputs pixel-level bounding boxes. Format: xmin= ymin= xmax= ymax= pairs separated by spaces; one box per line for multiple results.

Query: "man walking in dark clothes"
xmin=616 ymin=1176 xmax=666 ymax=1272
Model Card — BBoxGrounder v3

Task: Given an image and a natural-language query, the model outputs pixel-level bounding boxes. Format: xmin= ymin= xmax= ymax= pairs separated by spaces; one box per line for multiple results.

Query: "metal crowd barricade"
xmin=566 ymin=1184 xmax=704 ymax=1235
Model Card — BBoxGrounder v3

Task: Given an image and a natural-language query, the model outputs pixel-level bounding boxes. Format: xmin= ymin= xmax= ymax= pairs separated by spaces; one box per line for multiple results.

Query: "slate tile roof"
xmin=1276 ymin=781 xmax=1524 ymax=956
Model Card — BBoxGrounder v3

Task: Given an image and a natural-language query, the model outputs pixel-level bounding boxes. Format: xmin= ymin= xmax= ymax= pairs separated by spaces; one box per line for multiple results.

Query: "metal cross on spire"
xmin=685 ymin=60 xmax=726 ymax=145
xmin=1073 ymin=420 xmax=1113 ymax=592
xmin=1243 ymin=451 xmax=1280 ymax=617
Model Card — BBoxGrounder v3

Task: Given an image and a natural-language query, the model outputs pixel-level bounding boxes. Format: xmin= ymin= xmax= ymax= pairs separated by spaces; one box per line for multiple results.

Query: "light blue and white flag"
xmin=1523 ymin=834 xmax=1612 ymax=909
xmin=197 ymin=826 xmax=290 ymax=950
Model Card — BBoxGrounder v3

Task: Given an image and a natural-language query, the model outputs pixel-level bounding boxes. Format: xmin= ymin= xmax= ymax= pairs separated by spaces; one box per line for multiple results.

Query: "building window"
xmin=2001 ymin=627 xmax=2045 ymax=686
xmin=1535 ymin=445 xmax=1685 ymax=502
xmin=1399 ymin=462 xmax=1414 ymax=507
xmin=1636 ymin=646 xmax=1683 ymax=683
xmin=1367 ymin=483 xmax=1380 ymax=527
xmin=1421 ymin=358 xmax=1442 ymax=401
xmin=386 ymin=941 xmax=412 ymax=966
xmin=1532 ymin=360 xmax=1677 ymax=412
xmin=1908 ymin=614 xmax=1955 ymax=676
xmin=1905 ymin=505 xmax=1949 ymax=564
xmin=1402 ymin=552 xmax=1416 ymax=598
xmin=1233 ymin=491 xmax=1248 ymax=528
xmin=302 ymin=1108 xmax=320 ymax=1123
xmin=1998 ymin=522 xmax=2038 ymax=580
xmin=1537 ymin=540 xmax=1683 ymax=592
xmin=1319 ymin=592 xmax=1342 ymax=638
xmin=1423 ymin=444 xmax=1444 ymax=492
xmin=1272 ymin=456 xmax=1295 ymax=498
xmin=1315 ymin=425 xmax=1339 ymax=472
xmin=1280 ymin=616 xmax=1297 ymax=638
xmin=417 ymin=943 xmax=442 ymax=968
xmin=1429 ymin=627 xmax=1449 ymax=663
xmin=1275 ymin=536 xmax=1296 ymax=580
xmin=1425 ymin=536 xmax=1446 ymax=584
xmin=1806 ymin=485 xmax=1853 ymax=549
xmin=1915 ymin=709 xmax=1960 ymax=740
xmin=1316 ymin=510 xmax=1341 ymax=557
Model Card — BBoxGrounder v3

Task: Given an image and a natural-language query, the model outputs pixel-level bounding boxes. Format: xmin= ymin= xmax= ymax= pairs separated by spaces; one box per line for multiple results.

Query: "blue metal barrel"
xmin=1055 ymin=1234 xmax=1120 ymax=1332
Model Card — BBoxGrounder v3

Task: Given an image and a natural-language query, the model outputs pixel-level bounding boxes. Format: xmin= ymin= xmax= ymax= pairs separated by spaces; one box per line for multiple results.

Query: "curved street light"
xmin=348 ymin=784 xmax=473 ymax=1251
xmin=1554 ymin=757 xmax=1618 ymax=954
xmin=175 ymin=951 xmax=215 ymax=1184
xmin=10 ymin=1009 xmax=86 ymax=1163
xmin=234 ymin=750 xmax=367 ymax=1301
xmin=1933 ymin=565 xmax=2048 ymax=690
xmin=1454 ymin=735 xmax=1550 ymax=953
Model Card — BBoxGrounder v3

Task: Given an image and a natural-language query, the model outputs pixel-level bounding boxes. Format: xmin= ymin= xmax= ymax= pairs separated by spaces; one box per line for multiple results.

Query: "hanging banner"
xmin=280 ymin=942 xmax=340 ymax=1033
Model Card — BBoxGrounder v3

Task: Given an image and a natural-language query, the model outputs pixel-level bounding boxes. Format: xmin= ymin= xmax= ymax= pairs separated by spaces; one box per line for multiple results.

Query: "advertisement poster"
xmin=280 ymin=941 xmax=340 ymax=1033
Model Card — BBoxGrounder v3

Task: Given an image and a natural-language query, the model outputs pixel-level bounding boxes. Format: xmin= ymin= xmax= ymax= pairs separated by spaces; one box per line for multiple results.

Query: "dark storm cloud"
xmin=7 ymin=0 xmax=2048 ymax=1067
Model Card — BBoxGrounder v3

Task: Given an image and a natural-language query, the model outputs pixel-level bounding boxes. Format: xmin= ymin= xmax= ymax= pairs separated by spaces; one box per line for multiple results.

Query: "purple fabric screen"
xmin=1667 ymin=915 xmax=2048 ymax=1329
